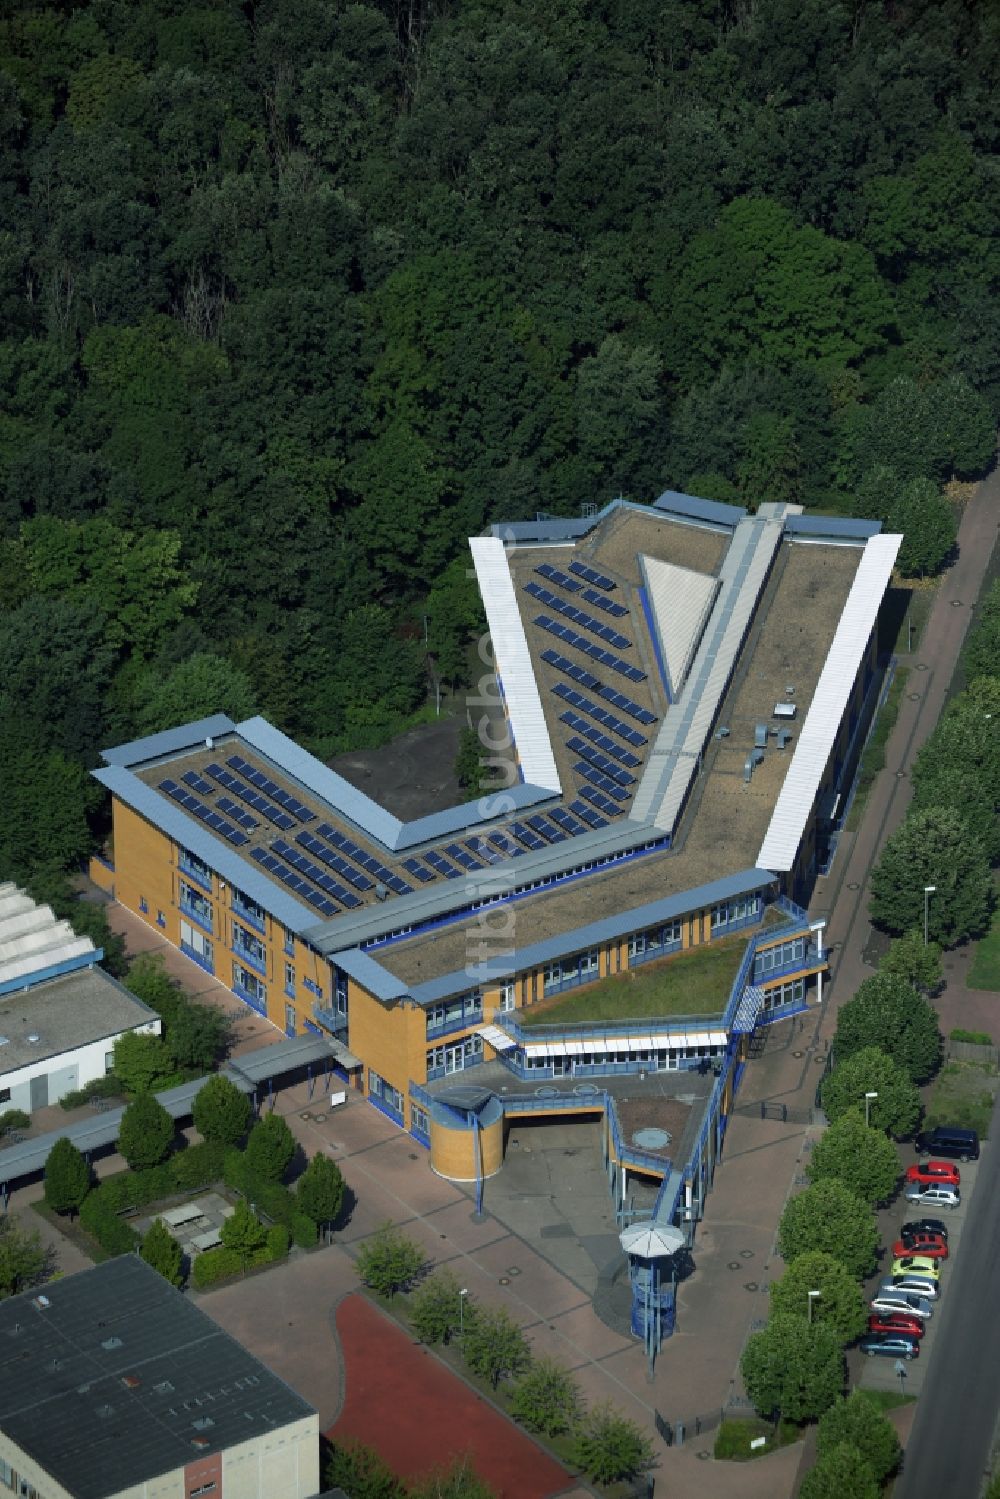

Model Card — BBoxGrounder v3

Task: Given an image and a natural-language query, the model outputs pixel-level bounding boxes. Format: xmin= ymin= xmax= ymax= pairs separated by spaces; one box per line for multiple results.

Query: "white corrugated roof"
xmin=640 ymin=556 xmax=719 ymax=696
xmin=470 ymin=536 xmax=561 ymax=793
xmin=757 ymin=532 xmax=903 ymax=872
xmin=0 ymin=890 xmax=98 ymax=988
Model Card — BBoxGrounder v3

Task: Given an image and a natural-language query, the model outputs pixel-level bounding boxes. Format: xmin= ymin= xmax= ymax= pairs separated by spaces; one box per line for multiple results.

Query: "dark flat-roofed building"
xmin=0 ymin=1255 xmax=319 ymax=1499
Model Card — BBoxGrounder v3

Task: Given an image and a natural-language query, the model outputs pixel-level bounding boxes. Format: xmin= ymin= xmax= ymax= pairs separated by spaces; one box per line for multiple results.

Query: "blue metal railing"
xmin=775 ymin=893 xmax=809 ymax=923
xmin=178 ymin=855 xmax=211 ymax=892
xmin=753 ymin=941 xmax=822 ymax=985
xmin=426 ymin=1010 xmax=484 ymax=1041
xmin=232 ymin=899 xmax=266 ymax=934
xmin=178 ymin=895 xmax=212 ymax=934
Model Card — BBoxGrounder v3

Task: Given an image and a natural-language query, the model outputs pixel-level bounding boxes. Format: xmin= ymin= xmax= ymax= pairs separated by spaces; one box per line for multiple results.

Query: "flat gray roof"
xmin=0 ymin=1255 xmax=314 ymax=1499
xmin=0 ymin=968 xmax=158 ymax=1075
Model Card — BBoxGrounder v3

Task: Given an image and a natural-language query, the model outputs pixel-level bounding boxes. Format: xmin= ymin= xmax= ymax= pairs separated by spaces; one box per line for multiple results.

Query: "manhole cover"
xmin=499 ymin=1277 xmax=510 ymax=1285
xmin=744 ymin=1282 xmax=759 ymax=1292
xmin=508 ymin=1266 xmax=521 ymax=1276
xmin=299 ymin=1112 xmax=313 ymax=1121
xmin=895 ymin=769 xmax=908 ymax=777
xmin=848 ymin=881 xmax=860 ymax=890
xmin=698 ymin=1451 xmax=711 ymax=1459
xmin=409 ymin=1153 xmax=419 ymax=1160
xmin=952 ymin=599 xmax=963 ymax=606
xmin=728 ymin=1261 xmax=741 ymax=1270
xmin=908 ymin=692 xmax=921 ymax=701
xmin=632 ymin=1127 xmax=672 ymax=1150
xmin=740 ymin=1250 xmax=754 ymax=1259
xmin=916 ymin=662 xmax=928 ymax=671
xmin=792 ymin=1049 xmax=804 ymax=1058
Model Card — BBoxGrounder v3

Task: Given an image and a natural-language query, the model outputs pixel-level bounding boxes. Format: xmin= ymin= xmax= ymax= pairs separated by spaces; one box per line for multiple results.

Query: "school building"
xmin=90 ymin=493 xmax=901 ymax=1234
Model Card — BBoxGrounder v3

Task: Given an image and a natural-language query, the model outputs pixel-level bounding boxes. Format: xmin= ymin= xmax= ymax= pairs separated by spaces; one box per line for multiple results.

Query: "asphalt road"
xmin=895 ymin=1097 xmax=1000 ymax=1499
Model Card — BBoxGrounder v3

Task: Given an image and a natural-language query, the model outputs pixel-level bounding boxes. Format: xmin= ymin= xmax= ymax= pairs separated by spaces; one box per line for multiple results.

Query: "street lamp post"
xmin=807 ymin=1290 xmax=821 ymax=1325
xmin=459 ymin=1287 xmax=468 ymax=1335
xmin=864 ymin=1091 xmax=878 ymax=1128
xmin=923 ymin=885 xmax=936 ymax=946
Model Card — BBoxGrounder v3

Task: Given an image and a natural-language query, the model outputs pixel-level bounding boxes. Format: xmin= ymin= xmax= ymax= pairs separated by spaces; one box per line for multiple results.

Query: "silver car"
xmin=904 ymin=1182 xmax=960 ymax=1209
xmin=870 ymin=1291 xmax=934 ymax=1321
xmin=879 ymin=1275 xmax=939 ymax=1301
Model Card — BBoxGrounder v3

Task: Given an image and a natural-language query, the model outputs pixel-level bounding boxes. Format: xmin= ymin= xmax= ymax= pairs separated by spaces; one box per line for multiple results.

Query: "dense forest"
xmin=0 ymin=0 xmax=997 ymax=919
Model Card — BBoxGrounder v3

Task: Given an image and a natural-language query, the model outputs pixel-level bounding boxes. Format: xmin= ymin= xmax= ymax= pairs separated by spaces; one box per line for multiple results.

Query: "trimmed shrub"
xmin=192 ymin=1246 xmax=244 ymax=1290
xmin=0 ymin=1109 xmax=31 ymax=1131
xmin=59 ymin=1076 xmax=122 ymax=1111
xmin=80 ymin=1192 xmax=140 ymax=1256
xmin=266 ymin=1223 xmax=290 ymax=1261
xmin=291 ymin=1212 xmax=318 ymax=1249
xmin=223 ymin=1150 xmax=299 ymax=1228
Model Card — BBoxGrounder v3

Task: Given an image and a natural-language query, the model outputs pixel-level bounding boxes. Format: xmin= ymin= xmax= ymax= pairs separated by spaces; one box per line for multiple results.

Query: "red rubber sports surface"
xmin=329 ymin=1293 xmax=573 ymax=1498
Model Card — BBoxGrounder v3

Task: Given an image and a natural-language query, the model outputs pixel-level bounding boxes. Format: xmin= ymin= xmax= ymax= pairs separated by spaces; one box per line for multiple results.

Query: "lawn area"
xmin=519 ymin=936 xmax=747 ymax=1027
xmin=968 ymin=880 xmax=1000 ymax=991
xmin=924 ymin=1060 xmax=997 ymax=1138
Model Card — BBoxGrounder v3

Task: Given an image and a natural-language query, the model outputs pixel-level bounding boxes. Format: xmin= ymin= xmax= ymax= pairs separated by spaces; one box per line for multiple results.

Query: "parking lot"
xmin=859 ymin=1152 xmax=982 ymax=1396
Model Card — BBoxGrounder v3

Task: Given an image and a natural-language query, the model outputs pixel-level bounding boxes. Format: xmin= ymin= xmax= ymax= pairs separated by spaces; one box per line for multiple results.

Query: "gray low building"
xmin=0 ymin=1255 xmax=320 ymax=1499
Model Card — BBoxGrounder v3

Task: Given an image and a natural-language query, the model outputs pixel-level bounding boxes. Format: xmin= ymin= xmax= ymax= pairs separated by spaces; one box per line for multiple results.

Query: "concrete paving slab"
xmin=547 ymin=1302 xmax=634 ymax=1361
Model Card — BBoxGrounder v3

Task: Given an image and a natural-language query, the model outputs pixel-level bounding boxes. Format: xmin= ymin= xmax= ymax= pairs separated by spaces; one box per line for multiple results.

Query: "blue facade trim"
xmin=367 ymin=1092 xmax=405 ymax=1127
xmin=179 ymin=940 xmax=214 ymax=976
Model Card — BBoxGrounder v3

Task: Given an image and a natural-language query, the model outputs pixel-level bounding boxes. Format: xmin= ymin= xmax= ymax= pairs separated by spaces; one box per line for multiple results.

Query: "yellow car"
xmin=890 ymin=1255 xmax=940 ymax=1281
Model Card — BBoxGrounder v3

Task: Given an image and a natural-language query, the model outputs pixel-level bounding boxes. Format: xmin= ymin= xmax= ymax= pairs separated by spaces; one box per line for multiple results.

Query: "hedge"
xmin=170 ymin=1140 xmax=227 ymax=1190
xmin=266 ymin=1223 xmax=290 ymax=1261
xmin=223 ymin=1150 xmax=298 ymax=1228
xmin=291 ymin=1212 xmax=318 ymax=1248
xmin=79 ymin=1192 xmax=140 ymax=1256
xmin=192 ymin=1247 xmax=246 ymax=1288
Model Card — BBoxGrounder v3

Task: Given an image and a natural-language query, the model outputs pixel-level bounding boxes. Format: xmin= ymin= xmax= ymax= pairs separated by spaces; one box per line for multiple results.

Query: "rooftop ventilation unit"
xmin=754 ymin=724 xmax=769 ymax=749
xmin=774 ymin=702 xmax=797 ymax=720
xmin=375 ymin=882 xmax=388 ymax=901
xmin=205 ymin=736 xmax=214 ymax=750
xmin=26 ymin=1033 xmax=41 ymax=1045
xmin=715 ymin=725 xmax=730 ymax=740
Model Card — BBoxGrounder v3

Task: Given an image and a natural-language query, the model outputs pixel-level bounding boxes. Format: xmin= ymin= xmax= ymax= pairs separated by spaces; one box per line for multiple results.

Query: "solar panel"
xmin=312 ymin=824 xmax=410 ymax=888
xmin=206 ymin=764 xmax=295 ymax=830
xmin=569 ymin=799 xmax=607 ymax=829
xmin=534 ymin=617 xmax=643 ymax=681
xmin=216 ymin=796 xmax=258 ymax=831
xmin=159 ymin=780 xmax=248 ymax=846
xmin=182 ymin=769 xmax=214 ymax=795
xmin=297 ymin=831 xmax=375 ymax=891
xmin=597 ymin=686 xmax=656 ymax=724
xmin=249 ymin=847 xmax=338 ymax=916
xmin=540 ymin=649 xmax=601 ymax=692
xmin=536 ymin=563 xmax=583 ymax=593
xmin=507 ymin=820 xmax=546 ymax=851
xmin=465 ymin=836 xmax=500 ymax=864
xmin=566 ymin=738 xmax=635 ymax=786
xmin=401 ymin=857 xmax=435 ymax=883
xmin=444 ymin=842 xmax=481 ymax=871
xmin=573 ymin=762 xmax=630 ymax=800
xmin=424 ymin=850 xmax=462 ymax=879
xmin=549 ymin=807 xmax=586 ymax=835
xmin=226 ymin=755 xmax=314 ymax=822
xmin=486 ymin=830 xmax=523 ymax=859
xmin=526 ymin=814 xmax=564 ymax=843
xmin=569 ymin=561 xmax=616 ymax=591
xmin=552 ymin=683 xmax=648 ymax=745
xmin=533 ymin=593 xmax=631 ymax=649
xmin=580 ymin=586 xmax=628 ymax=618
xmin=558 ymin=710 xmax=641 ymax=768
xmin=580 ymin=785 xmax=622 ymax=815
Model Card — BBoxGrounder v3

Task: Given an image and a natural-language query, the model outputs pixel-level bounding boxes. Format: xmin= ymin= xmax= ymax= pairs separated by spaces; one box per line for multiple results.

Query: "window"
xmin=498 ymin=983 xmax=515 ymax=1012
xmin=426 ymin=1036 xmax=483 ymax=1075
xmin=284 ymin=962 xmax=296 ymax=997
xmin=232 ymin=962 xmax=266 ymax=1004
xmin=179 ymin=880 xmax=212 ymax=930
xmin=232 ymin=922 xmax=267 ymax=971
xmin=711 ymin=896 xmax=761 ymax=930
xmin=282 ymin=926 xmax=295 ymax=956
xmin=0 ymin=1089 xmax=9 ymax=1105
xmin=427 ymin=993 xmax=481 ymax=1031
xmin=232 ymin=887 xmax=266 ymax=932
xmin=411 ymin=1102 xmax=430 ymax=1138
xmin=190 ymin=1485 xmax=218 ymax=1497
xmin=369 ymin=1070 xmax=403 ymax=1114
xmin=156 ymin=909 xmax=166 ymax=927
xmin=543 ymin=963 xmax=562 ymax=994
xmin=139 ymin=896 xmax=148 ymax=914
xmin=284 ymin=1003 xmax=296 ymax=1034
xmin=104 ymin=1054 xmax=114 ymax=1074
xmin=754 ymin=937 xmax=806 ymax=979
xmin=628 ymin=934 xmax=646 ymax=957
xmin=180 ymin=920 xmax=213 ymax=968
xmin=179 ymin=845 xmax=213 ymax=888
xmin=762 ymin=977 xmax=806 ymax=1012
xmin=579 ymin=949 xmax=599 ymax=977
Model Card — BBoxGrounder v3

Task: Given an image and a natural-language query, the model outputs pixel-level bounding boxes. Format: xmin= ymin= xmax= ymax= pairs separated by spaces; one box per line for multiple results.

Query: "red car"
xmin=892 ymin=1233 xmax=948 ymax=1261
xmin=867 ymin=1312 xmax=925 ymax=1339
xmin=905 ymin=1160 xmax=961 ymax=1187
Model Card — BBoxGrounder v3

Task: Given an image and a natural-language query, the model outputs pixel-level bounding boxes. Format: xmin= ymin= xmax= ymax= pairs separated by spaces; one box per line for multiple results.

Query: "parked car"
xmin=905 ymin=1161 xmax=961 ymax=1187
xmin=883 ymin=1275 xmax=940 ymax=1300
xmin=891 ymin=1255 xmax=941 ymax=1281
xmin=904 ymin=1182 xmax=960 ymax=1209
xmin=871 ymin=1290 xmax=934 ymax=1321
xmin=870 ymin=1290 xmax=934 ymax=1320
xmin=867 ymin=1312 xmax=925 ymax=1338
xmin=900 ymin=1218 xmax=949 ymax=1244
xmin=915 ymin=1125 xmax=979 ymax=1161
xmin=859 ymin=1332 xmax=920 ymax=1360
xmin=893 ymin=1233 xmax=947 ymax=1260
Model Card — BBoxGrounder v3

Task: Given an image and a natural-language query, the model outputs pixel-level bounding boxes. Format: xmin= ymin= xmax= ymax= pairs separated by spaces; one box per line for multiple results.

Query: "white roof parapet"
xmin=757 ymin=532 xmax=903 ymax=872
xmin=470 ymin=535 xmax=562 ymax=794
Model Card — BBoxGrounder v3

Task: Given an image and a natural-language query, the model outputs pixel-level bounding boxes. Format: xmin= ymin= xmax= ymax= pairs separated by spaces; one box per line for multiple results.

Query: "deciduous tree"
xmin=572 ymin=1403 xmax=655 ymax=1485
xmin=741 ymin=1316 xmax=844 ymax=1423
xmin=806 ymin=1112 xmax=901 ymax=1206
xmin=355 ymin=1223 xmax=424 ymax=1299
xmin=778 ymin=1180 xmax=879 ymax=1280
xmin=243 ymin=1114 xmax=295 ymax=1183
xmin=140 ymin=1219 xmax=184 ymax=1288
xmin=833 ymin=972 xmax=941 ymax=1082
xmin=43 ymin=1138 xmax=91 ymax=1217
xmin=510 ymin=1358 xmax=583 ymax=1437
xmin=769 ymin=1251 xmax=867 ymax=1342
xmin=117 ymin=1093 xmax=174 ymax=1169
xmin=869 ymin=807 xmax=993 ymax=948
xmin=295 ymin=1153 xmax=345 ymax=1230
xmin=821 ymin=1047 xmax=922 ymax=1139
xmin=192 ymin=1075 xmax=251 ymax=1147
xmin=460 ymin=1306 xmax=531 ymax=1389
xmin=817 ymin=1391 xmax=901 ymax=1484
xmin=799 ymin=1442 xmax=878 ymax=1499
xmin=879 ymin=931 xmax=943 ymax=998
xmin=220 ymin=1200 xmax=267 ymax=1267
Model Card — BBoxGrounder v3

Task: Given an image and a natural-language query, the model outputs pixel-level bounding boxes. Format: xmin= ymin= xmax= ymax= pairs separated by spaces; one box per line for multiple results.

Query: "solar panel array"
xmin=226 ymin=755 xmax=315 ymax=822
xmin=273 ymin=837 xmax=363 ymax=906
xmin=581 ymin=586 xmax=628 ymax=618
xmin=314 ymin=824 xmax=412 ymax=894
xmin=487 ymin=830 xmax=524 ymax=859
xmin=569 ymin=561 xmax=616 ymax=591
xmin=401 ymin=857 xmax=436 ymax=883
xmin=569 ymin=798 xmax=608 ymax=829
xmin=534 ymin=617 xmax=645 ymax=682
xmin=296 ymin=832 xmax=374 ymax=891
xmin=160 ymin=779 xmax=249 ymax=846
xmin=541 ymin=649 xmax=601 ymax=691
xmin=216 ymin=795 xmax=258 ymax=831
xmin=508 ymin=820 xmax=546 ymax=851
xmin=567 ymin=737 xmax=636 ymax=787
xmin=552 ymin=684 xmax=648 ymax=747
xmin=549 ymin=806 xmax=586 ymax=836
xmin=206 ymin=764 xmax=296 ymax=830
xmin=527 ymin=814 xmax=565 ymax=843
xmin=581 ymin=785 xmax=621 ymax=816
xmin=444 ymin=841 xmax=481 ymax=872
xmin=526 ymin=586 xmax=632 ymax=650
xmin=249 ymin=847 xmax=338 ymax=917
xmin=425 ymin=849 xmax=462 ymax=879
xmin=559 ymin=710 xmax=642 ymax=767
xmin=574 ymin=761 xmax=631 ymax=801
xmin=536 ymin=563 xmax=582 ymax=593
xmin=598 ymin=685 xmax=657 ymax=724
xmin=182 ymin=769 xmax=213 ymax=795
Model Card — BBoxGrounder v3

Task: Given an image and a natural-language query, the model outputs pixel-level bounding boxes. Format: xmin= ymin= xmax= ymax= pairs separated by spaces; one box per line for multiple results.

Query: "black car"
xmin=901 ymin=1218 xmax=949 ymax=1245
xmin=915 ymin=1125 xmax=979 ymax=1162
xmin=859 ymin=1332 xmax=920 ymax=1360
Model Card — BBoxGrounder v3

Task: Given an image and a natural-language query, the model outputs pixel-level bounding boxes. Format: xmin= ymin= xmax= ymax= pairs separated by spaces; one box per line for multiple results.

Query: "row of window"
xmin=427 ymin=993 xmax=483 ymax=1031
xmin=627 ymin=920 xmax=682 ymax=956
xmin=369 ymin=1070 xmax=404 ymax=1115
xmin=754 ymin=936 xmax=807 ymax=979
xmin=521 ymin=1043 xmax=725 ymax=1071
xmin=710 ymin=896 xmax=762 ymax=930
xmin=427 ymin=1035 xmax=484 ymax=1074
